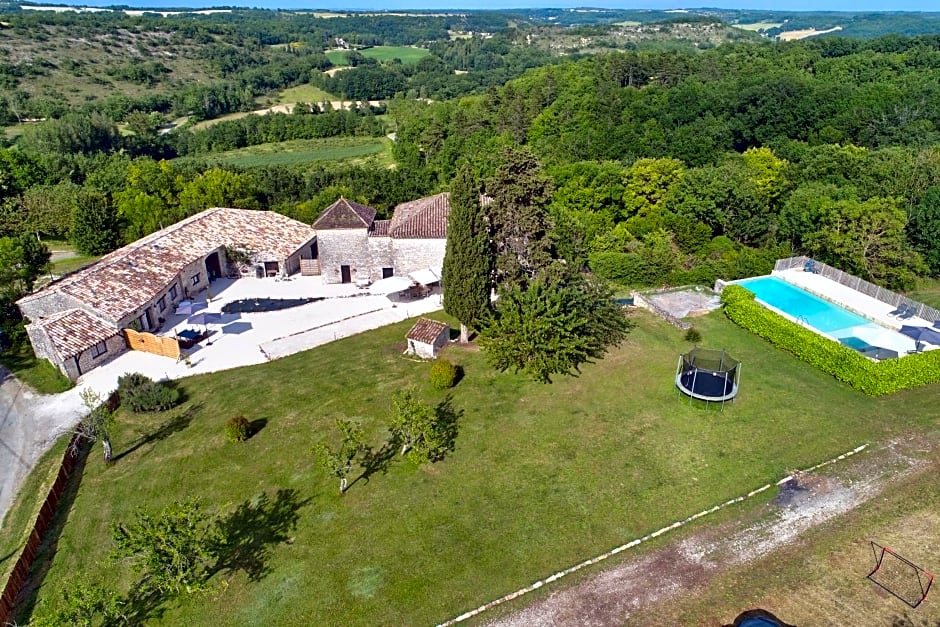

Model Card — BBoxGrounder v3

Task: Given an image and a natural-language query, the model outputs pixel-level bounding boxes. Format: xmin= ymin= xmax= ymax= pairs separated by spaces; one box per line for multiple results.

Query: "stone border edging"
xmin=437 ymin=443 xmax=869 ymax=627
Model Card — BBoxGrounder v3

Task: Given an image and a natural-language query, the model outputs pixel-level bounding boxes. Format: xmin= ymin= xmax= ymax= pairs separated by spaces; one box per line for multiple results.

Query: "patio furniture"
xmin=176 ymin=328 xmax=206 ymax=349
xmin=898 ymin=305 xmax=918 ymax=320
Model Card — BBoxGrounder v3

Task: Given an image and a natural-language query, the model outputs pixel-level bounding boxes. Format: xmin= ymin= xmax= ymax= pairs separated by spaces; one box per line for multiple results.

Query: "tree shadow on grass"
xmin=112 ymin=403 xmax=201 ymax=463
xmin=353 ymin=441 xmax=399 ymax=487
xmin=431 ymin=395 xmax=462 ymax=462
xmin=248 ymin=418 xmax=267 ymax=439
xmin=120 ymin=585 xmax=170 ymax=624
xmin=211 ymin=488 xmax=309 ymax=582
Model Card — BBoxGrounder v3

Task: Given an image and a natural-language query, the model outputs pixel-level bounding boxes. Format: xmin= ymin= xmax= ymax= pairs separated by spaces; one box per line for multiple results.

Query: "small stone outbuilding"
xmin=405 ymin=318 xmax=450 ymax=359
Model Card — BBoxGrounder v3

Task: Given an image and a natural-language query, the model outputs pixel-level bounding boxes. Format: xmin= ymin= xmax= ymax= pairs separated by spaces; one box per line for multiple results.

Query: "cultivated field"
xmin=191 ymin=136 xmax=391 ymax=169
xmin=5 ymin=310 xmax=940 ymax=625
xmin=778 ymin=26 xmax=844 ymax=41
xmin=326 ymin=45 xmax=431 ymax=65
xmin=271 ymin=83 xmax=337 ymax=105
xmin=735 ymin=21 xmax=783 ymax=31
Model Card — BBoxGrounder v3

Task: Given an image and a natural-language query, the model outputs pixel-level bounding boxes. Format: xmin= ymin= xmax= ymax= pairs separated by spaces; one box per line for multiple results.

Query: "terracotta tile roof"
xmin=369 ymin=219 xmax=391 ymax=237
xmin=390 ymin=192 xmax=450 ymax=239
xmin=29 ymin=308 xmax=119 ymax=360
xmin=20 ymin=208 xmax=316 ymax=322
xmin=406 ymin=318 xmax=449 ymax=344
xmin=313 ymin=197 xmax=377 ymax=230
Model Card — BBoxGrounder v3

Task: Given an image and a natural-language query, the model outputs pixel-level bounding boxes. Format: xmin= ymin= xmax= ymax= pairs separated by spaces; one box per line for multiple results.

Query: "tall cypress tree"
xmin=443 ymin=163 xmax=491 ymax=343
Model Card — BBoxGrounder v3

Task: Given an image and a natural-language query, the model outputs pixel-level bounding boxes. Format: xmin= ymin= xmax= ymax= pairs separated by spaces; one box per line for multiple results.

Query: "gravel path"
xmin=0 ymin=368 xmax=85 ymax=530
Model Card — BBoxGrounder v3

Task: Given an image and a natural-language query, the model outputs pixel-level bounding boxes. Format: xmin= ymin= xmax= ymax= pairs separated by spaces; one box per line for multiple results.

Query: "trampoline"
xmin=675 ymin=347 xmax=741 ymax=407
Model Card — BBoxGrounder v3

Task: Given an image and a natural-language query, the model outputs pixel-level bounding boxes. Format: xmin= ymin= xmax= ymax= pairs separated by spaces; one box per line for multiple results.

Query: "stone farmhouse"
xmin=313 ymin=193 xmax=450 ymax=284
xmin=17 ymin=208 xmax=317 ymax=380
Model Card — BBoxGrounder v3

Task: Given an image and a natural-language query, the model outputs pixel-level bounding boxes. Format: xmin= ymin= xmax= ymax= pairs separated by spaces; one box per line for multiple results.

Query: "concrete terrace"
xmin=78 ymin=275 xmax=444 ymax=397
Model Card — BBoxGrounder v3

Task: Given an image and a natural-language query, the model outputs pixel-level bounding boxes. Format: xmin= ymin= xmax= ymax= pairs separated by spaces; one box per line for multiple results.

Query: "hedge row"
xmin=720 ymin=285 xmax=940 ymax=396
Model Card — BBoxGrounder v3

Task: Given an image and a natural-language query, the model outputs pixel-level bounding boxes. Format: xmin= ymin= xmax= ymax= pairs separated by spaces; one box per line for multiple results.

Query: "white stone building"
xmin=17 ymin=208 xmax=317 ymax=380
xmin=313 ymin=193 xmax=450 ymax=284
xmin=405 ymin=318 xmax=450 ymax=359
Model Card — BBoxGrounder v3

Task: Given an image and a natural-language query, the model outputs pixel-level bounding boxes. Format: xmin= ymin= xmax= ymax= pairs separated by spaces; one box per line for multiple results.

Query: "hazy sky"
xmin=51 ymin=0 xmax=940 ymax=10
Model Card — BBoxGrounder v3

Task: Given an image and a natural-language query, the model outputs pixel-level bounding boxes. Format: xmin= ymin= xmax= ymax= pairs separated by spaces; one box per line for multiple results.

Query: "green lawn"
xmin=272 ymin=83 xmax=337 ymax=104
xmin=326 ymin=46 xmax=431 ymax=65
xmin=908 ymin=278 xmax=940 ymax=309
xmin=0 ymin=342 xmax=74 ymax=394
xmin=193 ymin=137 xmax=391 ymax=169
xmin=9 ymin=311 xmax=940 ymax=625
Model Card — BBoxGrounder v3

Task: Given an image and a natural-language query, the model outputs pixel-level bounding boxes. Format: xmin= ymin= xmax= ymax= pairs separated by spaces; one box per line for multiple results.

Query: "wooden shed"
xmin=405 ymin=318 xmax=450 ymax=359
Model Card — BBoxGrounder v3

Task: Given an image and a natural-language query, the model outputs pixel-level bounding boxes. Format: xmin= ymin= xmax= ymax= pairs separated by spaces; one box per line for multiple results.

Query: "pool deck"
xmin=772 ymin=269 xmax=940 ymax=356
xmin=775 ymin=269 xmax=932 ymax=331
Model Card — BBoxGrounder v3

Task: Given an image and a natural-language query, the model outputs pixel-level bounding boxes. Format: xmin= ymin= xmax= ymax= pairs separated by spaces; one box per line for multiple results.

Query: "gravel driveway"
xmin=0 ymin=367 xmax=85 ymax=530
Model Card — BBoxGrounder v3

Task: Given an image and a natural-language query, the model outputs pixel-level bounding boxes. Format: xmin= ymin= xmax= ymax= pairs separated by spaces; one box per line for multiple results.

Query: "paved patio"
xmin=78 ymin=275 xmax=443 ymax=395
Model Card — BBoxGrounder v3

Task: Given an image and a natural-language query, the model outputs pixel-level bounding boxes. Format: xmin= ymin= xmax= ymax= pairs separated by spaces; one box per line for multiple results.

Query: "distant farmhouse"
xmin=313 ymin=193 xmax=450 ymax=284
xmin=17 ymin=208 xmax=318 ymax=380
xmin=16 ymin=193 xmax=453 ymax=380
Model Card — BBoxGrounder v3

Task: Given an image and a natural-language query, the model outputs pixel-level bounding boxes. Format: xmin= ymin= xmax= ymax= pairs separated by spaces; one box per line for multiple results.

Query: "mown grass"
xmin=195 ymin=136 xmax=391 ymax=169
xmin=0 ymin=343 xmax=73 ymax=394
xmin=326 ymin=45 xmax=431 ymax=65
xmin=908 ymin=278 xmax=940 ymax=309
xmin=640 ymin=449 xmax=940 ymax=626
xmin=0 ymin=436 xmax=70 ymax=584
xmin=12 ymin=311 xmax=940 ymax=625
xmin=273 ymin=83 xmax=337 ymax=104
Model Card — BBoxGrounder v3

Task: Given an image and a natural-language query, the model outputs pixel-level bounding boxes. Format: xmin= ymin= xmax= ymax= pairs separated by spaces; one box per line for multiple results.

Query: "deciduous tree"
xmin=111 ymin=498 xmax=224 ymax=596
xmin=312 ymin=418 xmax=366 ymax=494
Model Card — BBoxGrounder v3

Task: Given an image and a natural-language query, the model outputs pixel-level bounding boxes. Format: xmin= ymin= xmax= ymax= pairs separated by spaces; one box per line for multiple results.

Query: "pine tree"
xmin=443 ymin=163 xmax=491 ymax=342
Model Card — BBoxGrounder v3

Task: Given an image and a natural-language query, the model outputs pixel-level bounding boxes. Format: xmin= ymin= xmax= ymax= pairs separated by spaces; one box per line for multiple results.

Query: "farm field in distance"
xmin=183 ymin=136 xmax=392 ymax=169
xmin=7 ymin=311 xmax=940 ymax=625
xmin=326 ymin=45 xmax=431 ymax=65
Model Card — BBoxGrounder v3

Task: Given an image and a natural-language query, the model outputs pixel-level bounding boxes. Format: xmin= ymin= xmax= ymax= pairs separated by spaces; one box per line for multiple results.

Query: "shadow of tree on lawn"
xmin=112 ymin=403 xmax=201 ymax=463
xmin=431 ymin=395 xmax=462 ymax=462
xmin=211 ymin=488 xmax=309 ymax=582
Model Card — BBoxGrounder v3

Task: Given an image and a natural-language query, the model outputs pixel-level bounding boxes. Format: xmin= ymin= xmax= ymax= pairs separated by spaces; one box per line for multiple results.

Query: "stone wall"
xmin=393 ymin=239 xmax=446 ymax=277
xmin=68 ymin=334 xmax=126 ymax=380
xmin=317 ymin=229 xmax=371 ymax=283
xmin=367 ymin=236 xmax=394 ymax=281
xmin=283 ymin=236 xmax=318 ymax=276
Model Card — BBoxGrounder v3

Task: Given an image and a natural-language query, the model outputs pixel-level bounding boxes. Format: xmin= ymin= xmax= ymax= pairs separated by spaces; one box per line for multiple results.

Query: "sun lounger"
xmin=887 ymin=304 xmax=907 ymax=317
xmin=899 ymin=305 xmax=918 ymax=320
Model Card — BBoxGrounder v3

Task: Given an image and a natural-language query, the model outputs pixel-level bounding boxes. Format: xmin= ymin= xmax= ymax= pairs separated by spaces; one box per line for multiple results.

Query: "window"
xmin=169 ymin=284 xmax=178 ymax=300
xmin=90 ymin=341 xmax=108 ymax=358
xmin=157 ymin=296 xmax=166 ymax=312
xmin=382 ymin=267 xmax=394 ymax=279
xmin=191 ymin=273 xmax=200 ymax=286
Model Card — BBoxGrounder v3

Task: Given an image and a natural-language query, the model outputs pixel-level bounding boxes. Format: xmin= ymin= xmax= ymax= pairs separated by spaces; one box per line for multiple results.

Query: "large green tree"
xmin=804 ymin=196 xmax=922 ymax=288
xmin=485 ymin=146 xmax=555 ymax=289
xmin=442 ymin=162 xmax=490 ymax=343
xmin=111 ymin=498 xmax=224 ymax=596
xmin=70 ymin=190 xmax=122 ymax=256
xmin=0 ymin=233 xmax=50 ymax=297
xmin=479 ymin=269 xmax=631 ymax=383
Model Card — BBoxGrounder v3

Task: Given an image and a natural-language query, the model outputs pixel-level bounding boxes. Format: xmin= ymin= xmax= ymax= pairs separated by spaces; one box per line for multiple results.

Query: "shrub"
xmin=225 ymin=416 xmax=250 ymax=443
xmin=720 ymin=284 xmax=940 ymax=396
xmin=116 ymin=372 xmax=180 ymax=412
xmin=684 ymin=327 xmax=702 ymax=343
xmin=429 ymin=358 xmax=458 ymax=389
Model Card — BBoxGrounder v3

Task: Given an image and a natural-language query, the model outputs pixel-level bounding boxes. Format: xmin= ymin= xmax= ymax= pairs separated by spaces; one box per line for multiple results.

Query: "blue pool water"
xmin=737 ymin=276 xmax=871 ymax=333
xmin=735 ymin=276 xmax=916 ymax=357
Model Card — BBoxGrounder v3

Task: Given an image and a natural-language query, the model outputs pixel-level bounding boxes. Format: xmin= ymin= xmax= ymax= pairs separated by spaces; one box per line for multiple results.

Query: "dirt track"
xmin=485 ymin=438 xmax=934 ymax=627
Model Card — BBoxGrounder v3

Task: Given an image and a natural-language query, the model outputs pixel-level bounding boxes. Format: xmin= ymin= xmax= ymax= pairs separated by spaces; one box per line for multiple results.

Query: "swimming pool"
xmin=736 ymin=276 xmax=916 ymax=356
